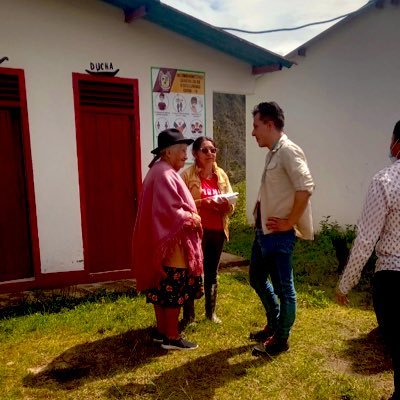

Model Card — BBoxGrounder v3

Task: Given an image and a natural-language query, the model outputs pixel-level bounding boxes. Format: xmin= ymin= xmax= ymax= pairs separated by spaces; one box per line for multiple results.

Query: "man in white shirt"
xmin=336 ymin=120 xmax=400 ymax=400
xmin=249 ymin=102 xmax=314 ymax=356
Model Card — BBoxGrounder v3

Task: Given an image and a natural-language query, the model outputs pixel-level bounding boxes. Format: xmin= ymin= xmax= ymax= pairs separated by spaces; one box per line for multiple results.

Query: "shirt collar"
xmin=195 ymin=162 xmax=218 ymax=174
xmin=271 ymin=133 xmax=287 ymax=153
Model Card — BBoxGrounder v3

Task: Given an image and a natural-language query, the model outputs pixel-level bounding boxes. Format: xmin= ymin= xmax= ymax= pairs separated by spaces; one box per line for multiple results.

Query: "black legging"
xmin=202 ymin=229 xmax=225 ymax=289
xmin=373 ymin=270 xmax=400 ymax=399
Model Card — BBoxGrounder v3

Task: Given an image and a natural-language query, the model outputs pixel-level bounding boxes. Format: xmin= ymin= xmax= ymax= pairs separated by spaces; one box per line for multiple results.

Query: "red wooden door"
xmin=74 ymin=75 xmax=141 ymax=274
xmin=0 ymin=108 xmax=33 ymax=281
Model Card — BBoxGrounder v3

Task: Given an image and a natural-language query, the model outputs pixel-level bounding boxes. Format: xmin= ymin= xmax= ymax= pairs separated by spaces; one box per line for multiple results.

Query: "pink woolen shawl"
xmin=132 ymin=160 xmax=203 ymax=292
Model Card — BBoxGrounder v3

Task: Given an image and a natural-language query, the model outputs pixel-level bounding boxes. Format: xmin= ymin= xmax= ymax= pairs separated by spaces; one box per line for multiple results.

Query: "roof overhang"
xmin=101 ymin=0 xmax=293 ymax=73
xmin=286 ymin=0 xmax=387 ymax=59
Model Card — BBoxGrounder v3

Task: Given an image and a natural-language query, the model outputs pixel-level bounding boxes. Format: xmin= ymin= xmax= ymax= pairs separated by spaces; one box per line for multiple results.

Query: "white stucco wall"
xmin=1 ymin=0 xmax=255 ymax=273
xmin=246 ymin=3 xmax=400 ymax=231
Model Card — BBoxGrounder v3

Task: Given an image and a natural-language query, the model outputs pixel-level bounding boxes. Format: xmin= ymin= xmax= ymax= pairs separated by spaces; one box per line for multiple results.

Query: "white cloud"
xmin=161 ymin=0 xmax=368 ymax=55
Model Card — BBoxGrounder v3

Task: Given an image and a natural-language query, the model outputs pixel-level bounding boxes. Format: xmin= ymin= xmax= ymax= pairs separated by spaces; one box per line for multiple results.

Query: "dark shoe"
xmin=249 ymin=325 xmax=275 ymax=342
xmin=161 ymin=337 xmax=198 ymax=350
xmin=252 ymin=335 xmax=289 ymax=357
xmin=151 ymin=329 xmax=166 ymax=344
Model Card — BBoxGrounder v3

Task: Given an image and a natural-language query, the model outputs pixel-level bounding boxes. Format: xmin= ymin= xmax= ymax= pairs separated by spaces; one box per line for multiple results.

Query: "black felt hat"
xmin=151 ymin=128 xmax=194 ymax=155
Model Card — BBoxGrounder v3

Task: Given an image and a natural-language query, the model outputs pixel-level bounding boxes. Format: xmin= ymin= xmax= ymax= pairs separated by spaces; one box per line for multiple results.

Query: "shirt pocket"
xmin=265 ymin=159 xmax=283 ymax=181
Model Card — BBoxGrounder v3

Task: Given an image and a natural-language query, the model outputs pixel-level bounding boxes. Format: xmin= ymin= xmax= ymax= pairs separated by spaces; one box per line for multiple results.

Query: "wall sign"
xmin=151 ymin=67 xmax=205 ymax=160
xmin=85 ymin=62 xmax=119 ymax=77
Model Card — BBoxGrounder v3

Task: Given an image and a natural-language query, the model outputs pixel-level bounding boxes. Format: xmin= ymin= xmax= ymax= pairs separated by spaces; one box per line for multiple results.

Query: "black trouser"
xmin=181 ymin=229 xmax=225 ymax=324
xmin=373 ymin=270 xmax=400 ymax=398
xmin=202 ymin=229 xmax=225 ymax=289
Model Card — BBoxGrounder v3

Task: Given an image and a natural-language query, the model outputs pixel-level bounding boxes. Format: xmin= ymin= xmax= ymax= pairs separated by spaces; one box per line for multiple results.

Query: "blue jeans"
xmin=249 ymin=229 xmax=296 ymax=340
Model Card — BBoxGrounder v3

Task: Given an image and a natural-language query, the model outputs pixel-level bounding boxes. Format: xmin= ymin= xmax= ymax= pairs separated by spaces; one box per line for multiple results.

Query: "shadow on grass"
xmin=23 ymin=332 xmax=270 ymax=397
xmin=229 ymin=272 xmax=250 ymax=285
xmin=105 ymin=344 xmax=268 ymax=399
xmin=1 ymin=289 xmax=138 ymax=319
xmin=341 ymin=328 xmax=392 ymax=375
xmin=22 ymin=327 xmax=166 ymax=390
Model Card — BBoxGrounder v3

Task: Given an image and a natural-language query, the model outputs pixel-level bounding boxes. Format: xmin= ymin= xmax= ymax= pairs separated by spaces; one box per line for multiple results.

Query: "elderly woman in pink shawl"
xmin=132 ymin=128 xmax=204 ymax=350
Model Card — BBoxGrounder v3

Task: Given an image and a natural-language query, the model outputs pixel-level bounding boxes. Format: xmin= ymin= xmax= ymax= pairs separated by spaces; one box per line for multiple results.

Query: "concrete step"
xmin=219 ymin=252 xmax=249 ymax=269
xmin=0 ymin=253 xmax=248 ymax=310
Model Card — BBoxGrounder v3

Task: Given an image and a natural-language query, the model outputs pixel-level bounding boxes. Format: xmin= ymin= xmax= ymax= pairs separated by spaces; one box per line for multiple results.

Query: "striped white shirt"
xmin=338 ymin=160 xmax=400 ymax=294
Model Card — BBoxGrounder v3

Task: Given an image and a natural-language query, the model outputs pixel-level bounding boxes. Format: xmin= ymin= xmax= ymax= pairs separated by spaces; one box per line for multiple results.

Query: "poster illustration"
xmin=151 ymin=67 xmax=205 ymax=159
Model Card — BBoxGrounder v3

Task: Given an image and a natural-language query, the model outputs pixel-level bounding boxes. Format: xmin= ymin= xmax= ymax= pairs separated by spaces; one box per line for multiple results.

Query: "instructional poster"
xmin=151 ymin=67 xmax=206 ymax=158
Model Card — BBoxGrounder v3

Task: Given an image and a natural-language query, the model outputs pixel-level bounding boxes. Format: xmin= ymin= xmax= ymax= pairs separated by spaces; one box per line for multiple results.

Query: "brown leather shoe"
xmin=252 ymin=335 xmax=289 ymax=357
xmin=249 ymin=325 xmax=275 ymax=342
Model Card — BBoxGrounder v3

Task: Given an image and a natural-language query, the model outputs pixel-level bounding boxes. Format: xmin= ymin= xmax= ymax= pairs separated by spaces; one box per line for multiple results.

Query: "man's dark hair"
xmin=252 ymin=101 xmax=285 ymax=131
xmin=393 ymin=120 xmax=400 ymax=141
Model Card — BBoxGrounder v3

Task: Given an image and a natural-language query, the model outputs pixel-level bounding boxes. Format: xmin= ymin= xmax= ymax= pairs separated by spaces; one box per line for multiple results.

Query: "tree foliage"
xmin=213 ymin=93 xmax=246 ymax=184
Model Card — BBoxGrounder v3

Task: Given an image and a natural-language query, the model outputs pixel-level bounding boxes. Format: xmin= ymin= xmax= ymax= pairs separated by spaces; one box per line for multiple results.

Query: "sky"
xmin=161 ymin=0 xmax=368 ymax=56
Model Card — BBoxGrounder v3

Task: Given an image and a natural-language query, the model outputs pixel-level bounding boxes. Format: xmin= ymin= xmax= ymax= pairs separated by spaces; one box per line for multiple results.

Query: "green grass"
xmin=224 ymin=181 xmax=254 ymax=259
xmin=0 ymin=273 xmax=393 ymax=400
xmin=0 ymin=182 xmax=389 ymax=399
xmin=225 ymin=182 xmax=373 ymax=291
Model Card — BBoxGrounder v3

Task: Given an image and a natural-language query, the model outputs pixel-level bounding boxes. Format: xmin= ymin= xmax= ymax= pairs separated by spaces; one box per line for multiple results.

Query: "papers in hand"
xmin=212 ymin=192 xmax=239 ymax=205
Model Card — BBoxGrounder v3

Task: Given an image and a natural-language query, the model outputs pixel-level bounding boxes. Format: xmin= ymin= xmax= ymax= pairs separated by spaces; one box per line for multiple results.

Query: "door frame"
xmin=0 ymin=67 xmax=41 ymax=284
xmin=72 ymin=73 xmax=142 ymax=280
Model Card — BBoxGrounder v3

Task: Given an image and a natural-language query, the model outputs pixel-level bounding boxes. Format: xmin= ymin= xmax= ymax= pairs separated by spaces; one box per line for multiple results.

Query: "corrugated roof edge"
xmin=101 ymin=0 xmax=294 ymax=70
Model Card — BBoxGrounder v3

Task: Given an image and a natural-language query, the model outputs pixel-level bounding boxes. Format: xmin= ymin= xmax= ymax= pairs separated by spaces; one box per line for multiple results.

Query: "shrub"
xmin=224 ymin=181 xmax=253 ymax=259
xmin=319 ymin=217 xmax=356 ymax=273
xmin=316 ymin=217 xmax=375 ymax=290
xmin=228 ymin=181 xmax=247 ymax=231
xmin=225 ymin=195 xmax=375 ymax=292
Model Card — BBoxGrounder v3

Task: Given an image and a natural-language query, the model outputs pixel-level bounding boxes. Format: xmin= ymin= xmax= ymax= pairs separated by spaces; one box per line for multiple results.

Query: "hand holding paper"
xmin=212 ymin=192 xmax=239 ymax=205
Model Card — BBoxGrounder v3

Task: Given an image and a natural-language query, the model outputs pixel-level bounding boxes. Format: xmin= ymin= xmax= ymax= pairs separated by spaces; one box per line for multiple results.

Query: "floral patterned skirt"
xmin=145 ymin=266 xmax=204 ymax=307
